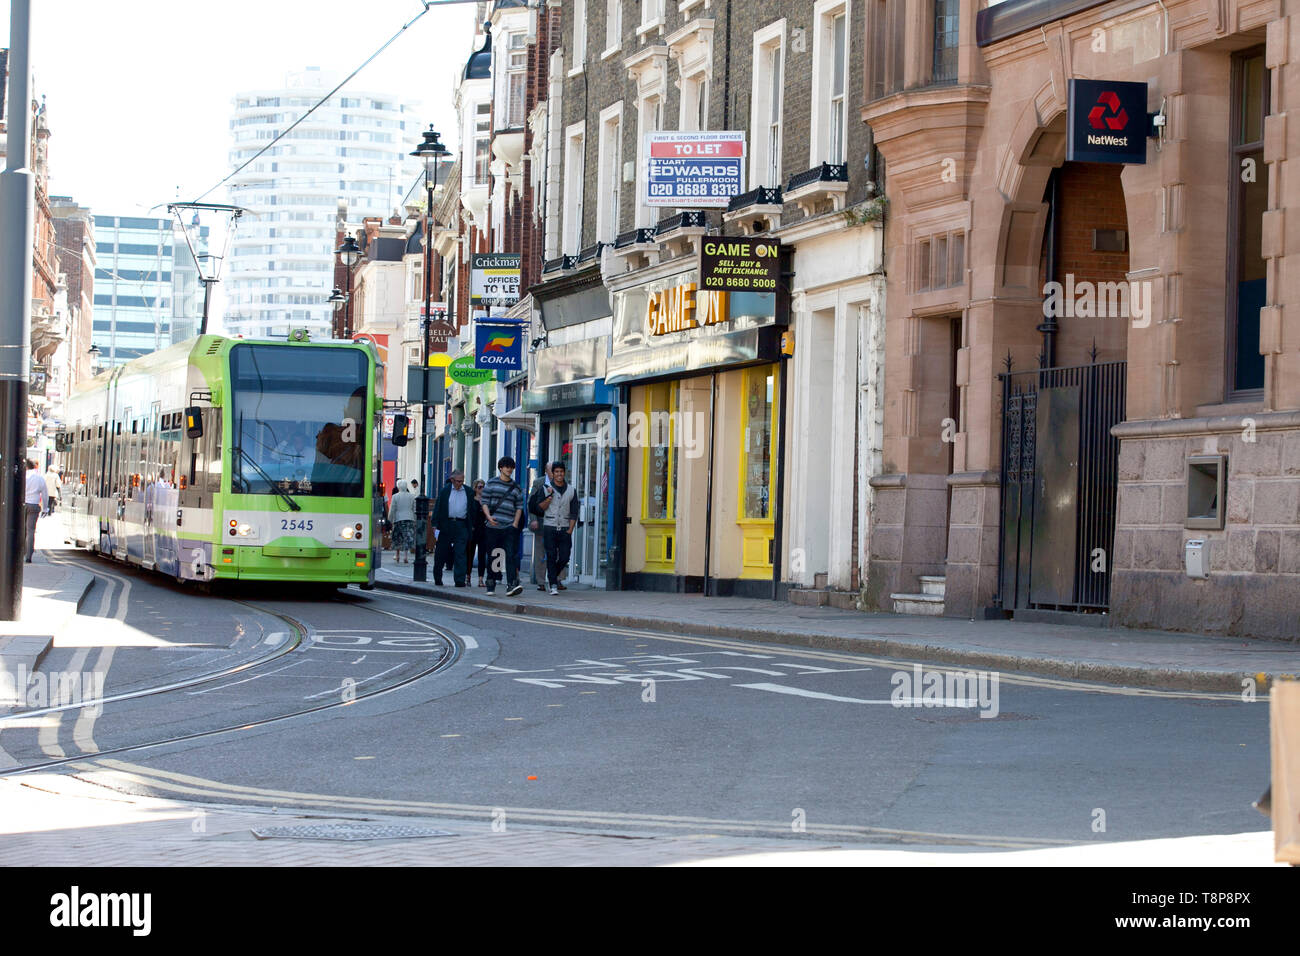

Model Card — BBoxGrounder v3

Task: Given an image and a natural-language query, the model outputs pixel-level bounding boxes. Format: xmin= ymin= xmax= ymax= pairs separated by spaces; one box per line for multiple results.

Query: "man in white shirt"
xmin=43 ymin=467 xmax=60 ymax=515
xmin=24 ymin=459 xmax=47 ymax=563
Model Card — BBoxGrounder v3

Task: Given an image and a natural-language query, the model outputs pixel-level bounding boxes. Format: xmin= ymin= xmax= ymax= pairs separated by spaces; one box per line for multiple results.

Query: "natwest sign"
xmin=1067 ymin=79 xmax=1148 ymax=165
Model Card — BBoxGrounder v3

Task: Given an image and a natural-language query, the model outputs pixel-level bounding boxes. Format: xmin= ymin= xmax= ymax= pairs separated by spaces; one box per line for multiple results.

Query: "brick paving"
xmin=0 ymin=775 xmax=1277 ymax=866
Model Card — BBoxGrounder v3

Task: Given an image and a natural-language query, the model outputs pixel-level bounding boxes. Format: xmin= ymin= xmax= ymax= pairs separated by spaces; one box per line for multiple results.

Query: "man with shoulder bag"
xmin=532 ymin=461 xmax=579 ymax=596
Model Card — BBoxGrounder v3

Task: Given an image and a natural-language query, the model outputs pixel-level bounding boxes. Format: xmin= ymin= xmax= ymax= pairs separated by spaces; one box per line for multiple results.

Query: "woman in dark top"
xmin=466 ymin=478 xmax=488 ymax=586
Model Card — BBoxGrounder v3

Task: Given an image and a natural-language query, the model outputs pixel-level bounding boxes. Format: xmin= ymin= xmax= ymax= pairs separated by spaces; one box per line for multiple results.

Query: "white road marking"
xmin=37 ymin=648 xmax=93 ymax=759
xmin=302 ymin=664 xmax=404 ymax=701
xmin=375 ymin=590 xmax=1246 ymax=701
xmin=73 ymin=647 xmax=116 ymax=753
xmin=734 ymin=683 xmax=900 ymax=705
xmin=185 ymin=659 xmax=308 ymax=695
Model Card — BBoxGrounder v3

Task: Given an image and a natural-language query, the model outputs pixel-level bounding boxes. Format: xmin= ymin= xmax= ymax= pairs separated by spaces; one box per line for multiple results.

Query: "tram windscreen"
xmin=229 ymin=344 xmax=370 ymax=498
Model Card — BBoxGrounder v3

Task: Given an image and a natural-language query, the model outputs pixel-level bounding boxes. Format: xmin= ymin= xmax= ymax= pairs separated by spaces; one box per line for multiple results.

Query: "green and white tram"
xmin=59 ymin=334 xmax=384 ymax=587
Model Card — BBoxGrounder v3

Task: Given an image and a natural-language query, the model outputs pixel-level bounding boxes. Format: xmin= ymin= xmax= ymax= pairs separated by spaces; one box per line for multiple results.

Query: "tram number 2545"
xmin=280 ymin=518 xmax=315 ymax=531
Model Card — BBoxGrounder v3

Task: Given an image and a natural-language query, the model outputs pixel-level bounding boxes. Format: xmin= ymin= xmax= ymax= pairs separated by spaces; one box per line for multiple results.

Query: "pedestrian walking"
xmin=388 ymin=480 xmax=417 ymax=564
xmin=466 ymin=478 xmax=488 ymax=586
xmin=480 ymin=456 xmax=524 ymax=596
xmin=432 ymin=470 xmax=471 ymax=586
xmin=529 ymin=461 xmax=579 ymax=596
xmin=43 ymin=466 xmax=60 ymax=516
xmin=23 ymin=459 xmax=47 ymax=563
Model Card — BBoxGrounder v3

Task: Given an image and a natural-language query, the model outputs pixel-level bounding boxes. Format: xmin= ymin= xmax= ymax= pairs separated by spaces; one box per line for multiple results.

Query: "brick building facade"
xmin=530 ymin=0 xmax=885 ymax=596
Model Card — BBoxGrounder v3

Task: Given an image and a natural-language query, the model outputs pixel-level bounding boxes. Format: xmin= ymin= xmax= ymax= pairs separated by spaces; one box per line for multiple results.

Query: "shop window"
xmin=740 ymin=366 xmax=777 ymax=520
xmin=643 ymin=382 xmax=678 ymax=521
xmin=1227 ymin=50 xmax=1268 ymax=398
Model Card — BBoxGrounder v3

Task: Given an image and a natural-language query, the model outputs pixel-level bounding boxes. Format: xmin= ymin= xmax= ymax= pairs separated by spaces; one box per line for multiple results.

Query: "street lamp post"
xmin=335 ymin=236 xmax=361 ymax=338
xmin=409 ymin=124 xmax=449 ymax=584
xmin=328 ymin=288 xmax=347 ymax=339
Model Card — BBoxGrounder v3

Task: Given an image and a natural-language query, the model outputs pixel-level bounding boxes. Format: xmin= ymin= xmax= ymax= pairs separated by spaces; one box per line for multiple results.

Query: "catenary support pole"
xmin=413 ymin=166 xmax=436 ymax=583
xmin=0 ymin=0 xmax=35 ymax=621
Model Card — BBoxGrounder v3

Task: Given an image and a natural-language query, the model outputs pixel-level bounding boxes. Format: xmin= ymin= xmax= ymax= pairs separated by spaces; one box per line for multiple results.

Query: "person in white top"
xmin=43 ymin=467 xmax=60 ymax=515
xmin=388 ymin=480 xmax=417 ymax=564
xmin=24 ymin=459 xmax=48 ymax=563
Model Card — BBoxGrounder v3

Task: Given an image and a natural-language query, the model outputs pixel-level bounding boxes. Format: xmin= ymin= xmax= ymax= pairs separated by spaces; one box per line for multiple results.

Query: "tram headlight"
xmin=238 ymin=524 xmax=252 ymax=536
xmin=340 ymin=526 xmax=355 ymax=540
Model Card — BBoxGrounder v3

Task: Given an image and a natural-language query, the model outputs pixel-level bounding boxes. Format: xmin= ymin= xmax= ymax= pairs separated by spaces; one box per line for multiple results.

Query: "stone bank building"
xmin=864 ymin=0 xmax=1300 ymax=639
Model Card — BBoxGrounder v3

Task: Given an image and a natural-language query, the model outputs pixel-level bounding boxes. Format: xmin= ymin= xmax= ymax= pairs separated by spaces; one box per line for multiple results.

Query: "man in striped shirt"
xmin=480 ymin=456 xmax=524 ymax=596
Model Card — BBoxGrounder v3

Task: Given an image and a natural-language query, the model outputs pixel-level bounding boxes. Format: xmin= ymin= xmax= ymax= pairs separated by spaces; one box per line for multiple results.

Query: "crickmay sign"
xmin=470 ymin=253 xmax=521 ymax=307
xmin=644 ymin=131 xmax=745 ymax=208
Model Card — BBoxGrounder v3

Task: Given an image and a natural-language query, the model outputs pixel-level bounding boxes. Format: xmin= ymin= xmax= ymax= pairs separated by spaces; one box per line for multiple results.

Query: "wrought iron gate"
xmin=997 ymin=360 xmax=1126 ymax=613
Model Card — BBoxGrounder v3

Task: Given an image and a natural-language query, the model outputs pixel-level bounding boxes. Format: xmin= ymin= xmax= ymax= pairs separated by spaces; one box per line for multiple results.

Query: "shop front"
xmin=606 ymin=250 xmax=791 ymax=597
xmin=522 ymin=339 xmax=618 ymax=588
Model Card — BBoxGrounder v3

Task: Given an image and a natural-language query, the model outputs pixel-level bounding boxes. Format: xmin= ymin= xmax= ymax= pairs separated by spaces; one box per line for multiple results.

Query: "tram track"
xmin=0 ymin=555 xmax=467 ymax=779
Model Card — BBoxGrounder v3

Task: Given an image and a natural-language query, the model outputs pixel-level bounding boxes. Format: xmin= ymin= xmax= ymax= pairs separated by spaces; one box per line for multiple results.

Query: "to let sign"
xmin=1066 ymin=79 xmax=1148 ymax=165
xmin=644 ymin=131 xmax=745 ymax=208
xmin=470 ymin=254 xmax=521 ymax=307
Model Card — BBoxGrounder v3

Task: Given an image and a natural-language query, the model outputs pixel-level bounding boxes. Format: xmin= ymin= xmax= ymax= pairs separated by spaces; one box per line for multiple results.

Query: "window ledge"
xmin=636 ymin=18 xmax=665 ymax=40
xmin=601 ymin=45 xmax=622 ymax=61
xmin=566 ymin=63 xmax=585 ymax=78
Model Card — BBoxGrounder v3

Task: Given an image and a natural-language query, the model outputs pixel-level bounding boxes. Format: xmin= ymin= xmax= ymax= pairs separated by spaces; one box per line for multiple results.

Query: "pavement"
xmin=374 ymin=562 xmax=1300 ymax=694
xmin=0 ymin=773 xmax=1280 ymax=866
xmin=0 ymin=516 xmax=94 ymax=703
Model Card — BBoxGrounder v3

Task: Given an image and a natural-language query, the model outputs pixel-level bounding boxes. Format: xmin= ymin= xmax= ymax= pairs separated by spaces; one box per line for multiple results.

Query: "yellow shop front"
xmin=607 ymin=260 xmax=790 ymax=598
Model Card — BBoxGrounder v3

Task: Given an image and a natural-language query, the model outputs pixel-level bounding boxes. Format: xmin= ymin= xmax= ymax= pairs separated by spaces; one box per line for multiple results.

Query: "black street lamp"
xmin=335 ymin=236 xmax=361 ymax=338
xmin=328 ymin=288 xmax=347 ymax=339
xmin=409 ymin=123 xmax=449 ymax=584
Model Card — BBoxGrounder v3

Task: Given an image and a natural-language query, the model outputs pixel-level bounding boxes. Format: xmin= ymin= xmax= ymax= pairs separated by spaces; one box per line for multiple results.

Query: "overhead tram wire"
xmin=190 ymin=0 xmax=498 ymax=206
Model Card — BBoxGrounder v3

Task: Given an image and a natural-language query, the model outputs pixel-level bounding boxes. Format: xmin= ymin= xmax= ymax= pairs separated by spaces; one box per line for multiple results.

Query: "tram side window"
xmin=92 ymin=425 xmax=104 ymax=495
xmin=205 ymin=409 xmax=223 ymax=495
xmin=112 ymin=422 xmax=129 ymax=497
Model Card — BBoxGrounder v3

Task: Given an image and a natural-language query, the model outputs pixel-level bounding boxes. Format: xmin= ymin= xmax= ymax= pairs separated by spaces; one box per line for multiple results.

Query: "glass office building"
xmin=92 ymin=215 xmax=207 ymax=365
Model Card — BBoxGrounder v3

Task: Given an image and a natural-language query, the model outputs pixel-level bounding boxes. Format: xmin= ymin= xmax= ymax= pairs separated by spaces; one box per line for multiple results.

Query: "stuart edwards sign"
xmin=644 ymin=131 xmax=745 ymax=208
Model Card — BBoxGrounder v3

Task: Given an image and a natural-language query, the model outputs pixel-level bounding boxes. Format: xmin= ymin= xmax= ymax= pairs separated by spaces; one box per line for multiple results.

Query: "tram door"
xmin=570 ymin=434 xmax=606 ymax=587
xmin=143 ymin=402 xmax=161 ymax=568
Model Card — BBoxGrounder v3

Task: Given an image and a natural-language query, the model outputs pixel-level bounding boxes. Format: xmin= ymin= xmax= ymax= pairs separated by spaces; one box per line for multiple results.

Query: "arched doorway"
xmin=996 ymin=148 xmax=1132 ymax=617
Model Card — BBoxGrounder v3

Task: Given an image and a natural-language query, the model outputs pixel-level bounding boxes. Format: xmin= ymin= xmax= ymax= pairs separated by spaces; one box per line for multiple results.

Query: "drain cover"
xmin=251 ymin=823 xmax=456 ymax=842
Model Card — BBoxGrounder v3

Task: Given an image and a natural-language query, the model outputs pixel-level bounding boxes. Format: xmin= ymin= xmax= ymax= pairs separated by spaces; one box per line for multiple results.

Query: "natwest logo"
xmin=1067 ymin=79 xmax=1147 ymax=165
xmin=1088 ymin=90 xmax=1129 ymax=131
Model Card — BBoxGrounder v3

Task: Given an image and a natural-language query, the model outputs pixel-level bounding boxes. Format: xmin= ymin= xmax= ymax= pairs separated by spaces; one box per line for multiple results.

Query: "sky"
xmin=5 ymin=0 xmax=480 ymax=215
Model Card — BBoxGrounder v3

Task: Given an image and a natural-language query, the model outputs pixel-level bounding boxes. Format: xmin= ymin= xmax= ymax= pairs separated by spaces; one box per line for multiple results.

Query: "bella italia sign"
xmin=447 ymin=354 xmax=495 ymax=386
